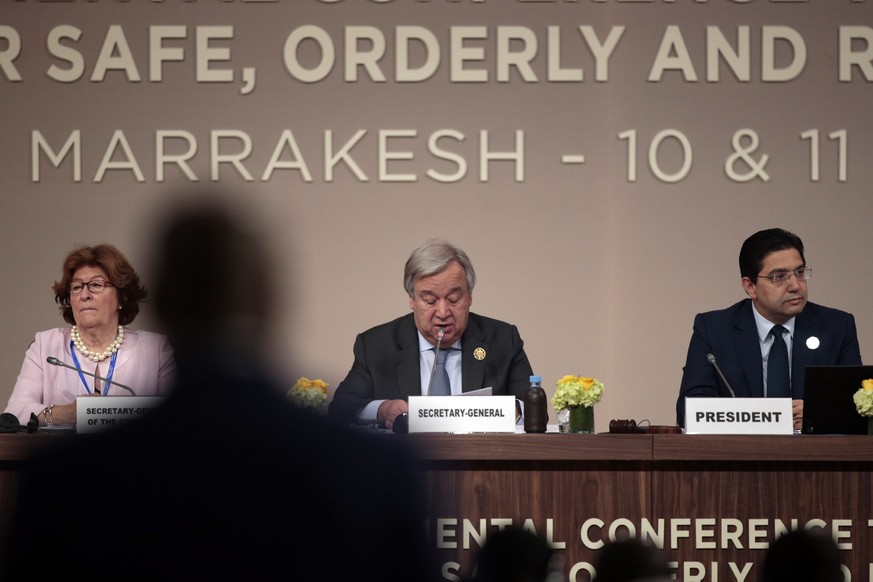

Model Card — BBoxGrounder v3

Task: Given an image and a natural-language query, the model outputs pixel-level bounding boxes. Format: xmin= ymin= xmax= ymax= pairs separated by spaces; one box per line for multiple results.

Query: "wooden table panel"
xmin=421 ymin=460 xmax=650 ymax=578
xmin=2 ymin=433 xmax=873 ymax=580
xmin=652 ymin=458 xmax=873 ymax=579
xmin=408 ymin=433 xmax=653 ymax=461
xmin=653 ymin=434 xmax=873 ymax=461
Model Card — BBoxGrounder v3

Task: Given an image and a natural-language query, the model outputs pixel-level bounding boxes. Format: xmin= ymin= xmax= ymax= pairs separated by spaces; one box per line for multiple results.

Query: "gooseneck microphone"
xmin=706 ymin=353 xmax=736 ymax=398
xmin=46 ymin=356 xmax=137 ymax=396
xmin=425 ymin=327 xmax=446 ymax=396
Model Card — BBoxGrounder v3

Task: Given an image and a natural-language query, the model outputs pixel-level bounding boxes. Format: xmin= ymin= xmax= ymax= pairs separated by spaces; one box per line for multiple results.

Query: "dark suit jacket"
xmin=2 ymin=354 xmax=433 ymax=581
xmin=328 ymin=312 xmax=533 ymax=424
xmin=676 ymin=299 xmax=862 ymax=426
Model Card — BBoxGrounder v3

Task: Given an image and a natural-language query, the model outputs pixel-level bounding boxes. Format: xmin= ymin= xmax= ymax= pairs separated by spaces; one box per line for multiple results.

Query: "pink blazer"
xmin=5 ymin=327 xmax=177 ymax=424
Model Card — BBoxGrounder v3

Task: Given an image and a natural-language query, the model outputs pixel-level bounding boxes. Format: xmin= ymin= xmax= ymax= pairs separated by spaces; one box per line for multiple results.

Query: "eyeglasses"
xmin=69 ymin=280 xmax=113 ymax=295
xmin=756 ymin=267 xmax=812 ymax=286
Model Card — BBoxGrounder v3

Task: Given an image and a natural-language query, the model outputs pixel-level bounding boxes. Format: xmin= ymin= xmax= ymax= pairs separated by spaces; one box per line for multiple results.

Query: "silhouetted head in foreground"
xmin=151 ymin=201 xmax=274 ymax=363
xmin=763 ymin=529 xmax=842 ymax=582
xmin=594 ymin=538 xmax=671 ymax=582
xmin=470 ymin=527 xmax=556 ymax=582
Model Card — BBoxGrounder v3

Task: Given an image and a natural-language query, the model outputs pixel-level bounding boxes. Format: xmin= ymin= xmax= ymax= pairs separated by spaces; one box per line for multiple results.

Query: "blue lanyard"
xmin=69 ymin=340 xmax=118 ymax=395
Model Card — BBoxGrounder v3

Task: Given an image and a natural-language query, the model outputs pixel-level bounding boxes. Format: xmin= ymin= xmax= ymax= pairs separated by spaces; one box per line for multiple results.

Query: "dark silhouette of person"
xmin=594 ymin=538 xmax=671 ymax=582
xmin=467 ymin=526 xmax=556 ymax=582
xmin=763 ymin=529 xmax=842 ymax=582
xmin=1 ymin=201 xmax=432 ymax=581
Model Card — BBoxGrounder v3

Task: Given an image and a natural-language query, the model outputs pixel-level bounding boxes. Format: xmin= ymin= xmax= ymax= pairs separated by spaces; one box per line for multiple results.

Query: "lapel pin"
xmin=473 ymin=347 xmax=486 ymax=361
xmin=806 ymin=336 xmax=820 ymax=350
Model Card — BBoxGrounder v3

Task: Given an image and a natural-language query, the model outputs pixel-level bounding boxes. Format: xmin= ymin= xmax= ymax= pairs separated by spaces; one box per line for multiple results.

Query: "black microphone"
xmin=425 ymin=327 xmax=446 ymax=397
xmin=0 ymin=412 xmax=24 ymax=433
xmin=706 ymin=353 xmax=736 ymax=398
xmin=46 ymin=356 xmax=137 ymax=396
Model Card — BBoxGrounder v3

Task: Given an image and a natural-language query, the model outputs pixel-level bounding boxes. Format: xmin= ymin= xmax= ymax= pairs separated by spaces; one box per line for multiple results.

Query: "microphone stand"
xmin=425 ymin=328 xmax=445 ymax=396
xmin=46 ymin=357 xmax=137 ymax=396
xmin=706 ymin=353 xmax=736 ymax=398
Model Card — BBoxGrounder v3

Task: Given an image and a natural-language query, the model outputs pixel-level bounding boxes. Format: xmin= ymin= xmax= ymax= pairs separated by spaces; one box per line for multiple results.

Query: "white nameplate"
xmin=685 ymin=397 xmax=793 ymax=435
xmin=76 ymin=396 xmax=166 ymax=433
xmin=408 ymin=395 xmax=516 ymax=433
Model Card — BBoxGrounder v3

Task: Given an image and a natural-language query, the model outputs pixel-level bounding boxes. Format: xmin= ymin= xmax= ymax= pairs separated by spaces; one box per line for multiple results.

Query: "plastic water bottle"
xmin=523 ymin=375 xmax=548 ymax=433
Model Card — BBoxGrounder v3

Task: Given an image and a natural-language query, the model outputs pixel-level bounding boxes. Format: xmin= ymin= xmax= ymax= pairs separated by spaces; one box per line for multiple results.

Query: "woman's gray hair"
xmin=403 ymin=239 xmax=476 ymax=297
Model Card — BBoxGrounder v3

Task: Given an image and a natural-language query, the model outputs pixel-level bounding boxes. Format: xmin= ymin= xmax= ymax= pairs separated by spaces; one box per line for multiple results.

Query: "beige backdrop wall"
xmin=1 ymin=0 xmax=871 ymax=427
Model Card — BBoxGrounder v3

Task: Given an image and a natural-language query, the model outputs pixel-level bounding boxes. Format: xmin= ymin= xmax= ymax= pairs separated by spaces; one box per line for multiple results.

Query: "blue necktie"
xmin=430 ymin=348 xmax=451 ymax=396
xmin=767 ymin=325 xmax=791 ymax=398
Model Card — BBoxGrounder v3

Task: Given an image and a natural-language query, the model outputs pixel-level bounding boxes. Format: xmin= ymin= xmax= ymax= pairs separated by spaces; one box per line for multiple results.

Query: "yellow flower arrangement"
xmin=551 ymin=375 xmax=604 ymax=410
xmin=288 ymin=377 xmax=328 ymax=410
xmin=852 ymin=378 xmax=873 ymax=417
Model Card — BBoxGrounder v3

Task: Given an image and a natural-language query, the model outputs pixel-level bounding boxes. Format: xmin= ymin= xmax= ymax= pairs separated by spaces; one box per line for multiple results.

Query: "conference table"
xmin=406 ymin=432 xmax=873 ymax=581
xmin=0 ymin=432 xmax=871 ymax=580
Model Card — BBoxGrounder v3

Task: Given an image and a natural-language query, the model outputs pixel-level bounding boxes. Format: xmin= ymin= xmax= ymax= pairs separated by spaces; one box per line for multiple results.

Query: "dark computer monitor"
xmin=802 ymin=365 xmax=873 ymax=435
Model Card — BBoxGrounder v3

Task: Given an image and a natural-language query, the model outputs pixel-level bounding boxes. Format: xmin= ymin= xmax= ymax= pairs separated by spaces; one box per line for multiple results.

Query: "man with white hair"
xmin=329 ymin=238 xmax=534 ymax=430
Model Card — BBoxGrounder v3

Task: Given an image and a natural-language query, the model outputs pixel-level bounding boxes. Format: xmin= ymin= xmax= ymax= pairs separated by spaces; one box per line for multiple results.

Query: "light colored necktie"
xmin=430 ymin=347 xmax=451 ymax=396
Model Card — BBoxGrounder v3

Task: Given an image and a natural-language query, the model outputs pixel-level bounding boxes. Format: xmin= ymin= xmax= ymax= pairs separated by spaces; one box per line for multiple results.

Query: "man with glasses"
xmin=676 ymin=228 xmax=862 ymax=428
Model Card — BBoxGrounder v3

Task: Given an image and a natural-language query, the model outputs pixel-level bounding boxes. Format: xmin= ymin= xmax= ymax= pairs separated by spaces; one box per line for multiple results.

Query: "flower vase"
xmin=868 ymin=417 xmax=873 ymax=436
xmin=569 ymin=405 xmax=595 ymax=434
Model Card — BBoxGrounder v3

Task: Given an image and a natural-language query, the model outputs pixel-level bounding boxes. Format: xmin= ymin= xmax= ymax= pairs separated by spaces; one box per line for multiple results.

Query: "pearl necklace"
xmin=71 ymin=325 xmax=125 ymax=362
